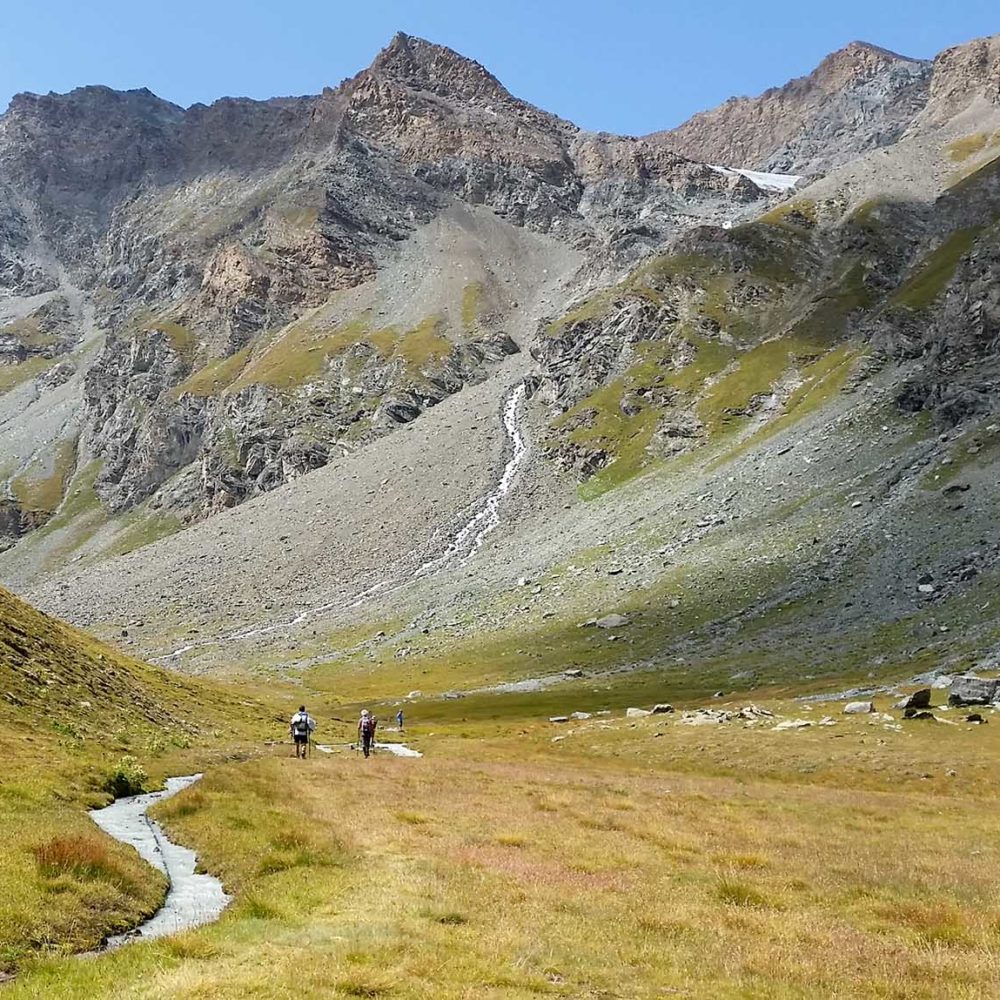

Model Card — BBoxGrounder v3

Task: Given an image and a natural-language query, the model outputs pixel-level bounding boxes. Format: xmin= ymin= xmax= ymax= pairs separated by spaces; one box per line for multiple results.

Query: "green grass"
xmin=139 ymin=320 xmax=197 ymax=360
xmin=0 ymin=355 xmax=56 ymax=394
xmin=890 ymin=228 xmax=982 ymax=312
xmin=103 ymin=509 xmax=184 ymax=558
xmin=172 ymin=344 xmax=254 ymax=398
xmin=10 ymin=440 xmax=77 ymax=520
xmin=946 ymin=133 xmax=988 ymax=163
xmin=228 ymin=315 xmax=373 ymax=392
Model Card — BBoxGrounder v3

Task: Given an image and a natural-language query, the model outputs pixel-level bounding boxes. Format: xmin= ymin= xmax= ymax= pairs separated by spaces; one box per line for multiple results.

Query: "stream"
xmin=89 ymin=775 xmax=230 ymax=947
xmin=153 ymin=379 xmax=530 ymax=662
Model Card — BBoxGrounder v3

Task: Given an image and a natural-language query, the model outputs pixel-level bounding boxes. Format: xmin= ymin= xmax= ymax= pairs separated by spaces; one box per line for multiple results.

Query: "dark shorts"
xmin=293 ymin=734 xmax=309 ymax=745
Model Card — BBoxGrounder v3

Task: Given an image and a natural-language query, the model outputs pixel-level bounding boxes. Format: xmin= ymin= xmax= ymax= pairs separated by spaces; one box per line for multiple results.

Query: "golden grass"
xmin=11 ymin=700 xmax=1000 ymax=997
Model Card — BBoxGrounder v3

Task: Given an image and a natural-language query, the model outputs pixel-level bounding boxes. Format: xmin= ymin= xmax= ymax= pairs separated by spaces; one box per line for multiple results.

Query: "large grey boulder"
xmin=843 ymin=701 xmax=875 ymax=714
xmin=947 ymin=676 xmax=999 ymax=706
xmin=593 ymin=614 xmax=630 ymax=629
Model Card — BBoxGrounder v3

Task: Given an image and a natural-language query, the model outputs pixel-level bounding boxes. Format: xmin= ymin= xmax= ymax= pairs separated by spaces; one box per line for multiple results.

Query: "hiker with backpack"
xmin=290 ymin=706 xmax=316 ymax=758
xmin=358 ymin=709 xmax=377 ymax=758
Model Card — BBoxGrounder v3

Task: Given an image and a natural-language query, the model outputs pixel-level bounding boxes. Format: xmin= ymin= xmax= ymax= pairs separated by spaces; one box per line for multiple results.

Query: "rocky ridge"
xmin=0 ymin=33 xmax=783 ymax=545
xmin=656 ymin=34 xmax=1000 ymax=175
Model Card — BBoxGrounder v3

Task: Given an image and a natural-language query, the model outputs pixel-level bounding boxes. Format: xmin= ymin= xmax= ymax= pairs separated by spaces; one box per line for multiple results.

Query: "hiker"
xmin=358 ymin=709 xmax=377 ymax=758
xmin=396 ymin=709 xmax=404 ymax=731
xmin=290 ymin=705 xmax=316 ymax=759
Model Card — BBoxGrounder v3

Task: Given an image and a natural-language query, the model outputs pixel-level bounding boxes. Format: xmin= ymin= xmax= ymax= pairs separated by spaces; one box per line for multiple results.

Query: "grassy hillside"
xmin=0 ymin=586 xmax=275 ymax=971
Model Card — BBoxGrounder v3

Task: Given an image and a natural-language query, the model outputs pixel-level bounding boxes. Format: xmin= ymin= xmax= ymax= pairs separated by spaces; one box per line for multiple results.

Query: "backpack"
xmin=292 ymin=714 xmax=310 ymax=737
xmin=361 ymin=716 xmax=375 ymax=738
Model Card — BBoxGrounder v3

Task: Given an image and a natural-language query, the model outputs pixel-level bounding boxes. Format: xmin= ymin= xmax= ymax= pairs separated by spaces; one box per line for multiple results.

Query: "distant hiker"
xmin=358 ymin=709 xmax=377 ymax=758
xmin=290 ymin=706 xmax=316 ymax=759
xmin=396 ymin=709 xmax=404 ymax=731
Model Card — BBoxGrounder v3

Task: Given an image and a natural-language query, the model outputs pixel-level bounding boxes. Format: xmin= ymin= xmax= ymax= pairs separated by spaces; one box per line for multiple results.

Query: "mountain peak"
xmin=368 ymin=32 xmax=513 ymax=103
xmin=810 ymin=40 xmax=922 ymax=93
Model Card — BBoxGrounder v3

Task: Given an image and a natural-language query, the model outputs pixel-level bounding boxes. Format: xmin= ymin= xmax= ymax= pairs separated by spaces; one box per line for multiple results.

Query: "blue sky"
xmin=0 ymin=1 xmax=996 ymax=134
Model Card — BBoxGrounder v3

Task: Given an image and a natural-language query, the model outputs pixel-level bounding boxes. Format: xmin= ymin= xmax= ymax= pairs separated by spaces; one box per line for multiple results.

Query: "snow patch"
xmin=709 ymin=165 xmax=802 ymax=192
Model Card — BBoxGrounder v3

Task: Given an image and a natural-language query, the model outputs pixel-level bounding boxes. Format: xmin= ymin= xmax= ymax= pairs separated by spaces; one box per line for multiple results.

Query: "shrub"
xmin=33 ymin=834 xmax=136 ymax=894
xmin=104 ymin=755 xmax=148 ymax=798
xmin=716 ymin=878 xmax=771 ymax=909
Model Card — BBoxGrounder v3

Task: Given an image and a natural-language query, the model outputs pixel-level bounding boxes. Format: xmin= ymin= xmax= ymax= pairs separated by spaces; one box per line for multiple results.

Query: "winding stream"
xmin=153 ymin=379 xmax=530 ymax=662
xmin=90 ymin=775 xmax=230 ymax=947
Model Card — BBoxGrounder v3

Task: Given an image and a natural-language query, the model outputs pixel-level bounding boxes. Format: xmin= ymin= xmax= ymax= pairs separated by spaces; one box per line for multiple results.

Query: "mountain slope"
xmin=1 ymin=29 xmax=1000 ymax=700
xmin=0 ymin=34 xmax=782 ymax=558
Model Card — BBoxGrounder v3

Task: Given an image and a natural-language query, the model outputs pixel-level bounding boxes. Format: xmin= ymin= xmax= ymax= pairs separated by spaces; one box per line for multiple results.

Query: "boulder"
xmin=595 ymin=614 xmax=630 ymax=629
xmin=563 ymin=668 xmax=584 ymax=678
xmin=965 ymin=713 xmax=988 ymax=724
xmin=843 ymin=701 xmax=875 ymax=714
xmin=902 ymin=709 xmax=936 ymax=720
xmin=893 ymin=689 xmax=932 ymax=710
xmin=774 ymin=719 xmax=812 ymax=730
xmin=549 ymin=716 xmax=570 ymax=724
xmin=569 ymin=711 xmax=592 ymax=721
xmin=651 ymin=703 xmax=674 ymax=714
xmin=626 ymin=707 xmax=652 ymax=718
xmin=947 ymin=676 xmax=999 ymax=706
xmin=931 ymin=675 xmax=954 ymax=689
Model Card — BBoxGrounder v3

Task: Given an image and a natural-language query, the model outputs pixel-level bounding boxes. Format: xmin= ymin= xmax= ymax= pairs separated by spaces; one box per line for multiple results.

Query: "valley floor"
xmin=9 ymin=692 xmax=1000 ymax=999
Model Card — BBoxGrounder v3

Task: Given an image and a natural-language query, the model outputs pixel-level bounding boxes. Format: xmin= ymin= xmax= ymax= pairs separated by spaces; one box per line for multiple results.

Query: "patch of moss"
xmin=395 ymin=317 xmax=452 ymax=370
xmin=172 ymin=345 xmax=254 ymax=398
xmin=946 ymin=150 xmax=1000 ymax=194
xmin=140 ymin=321 xmax=197 ymax=360
xmin=10 ymin=441 xmax=77 ymax=518
xmin=890 ymin=228 xmax=982 ymax=312
xmin=0 ymin=355 xmax=57 ymax=394
xmin=104 ymin=510 xmax=183 ymax=558
xmin=758 ymin=199 xmax=818 ymax=233
xmin=846 ymin=199 xmax=887 ymax=229
xmin=229 ymin=313 xmax=373 ymax=391
xmin=460 ymin=283 xmax=484 ymax=332
xmin=714 ymin=345 xmax=860 ymax=463
xmin=545 ymin=289 xmax=618 ymax=338
xmin=0 ymin=316 xmax=59 ymax=351
xmin=946 ymin=133 xmax=988 ymax=163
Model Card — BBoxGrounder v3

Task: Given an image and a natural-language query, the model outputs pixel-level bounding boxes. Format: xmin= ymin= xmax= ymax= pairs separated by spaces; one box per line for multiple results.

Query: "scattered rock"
xmin=569 ymin=711 xmax=591 ymax=721
xmin=651 ymin=703 xmax=674 ymax=714
xmin=549 ymin=716 xmax=570 ymax=724
xmin=965 ymin=713 xmax=987 ymax=724
xmin=594 ymin=614 xmax=630 ymax=629
xmin=626 ymin=707 xmax=652 ymax=718
xmin=931 ymin=675 xmax=954 ymax=689
xmin=903 ymin=708 xmax=935 ymax=720
xmin=893 ymin=689 xmax=931 ymax=710
xmin=774 ymin=719 xmax=812 ymax=730
xmin=563 ymin=668 xmax=584 ymax=678
xmin=843 ymin=701 xmax=874 ymax=714
xmin=947 ymin=676 xmax=998 ymax=706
